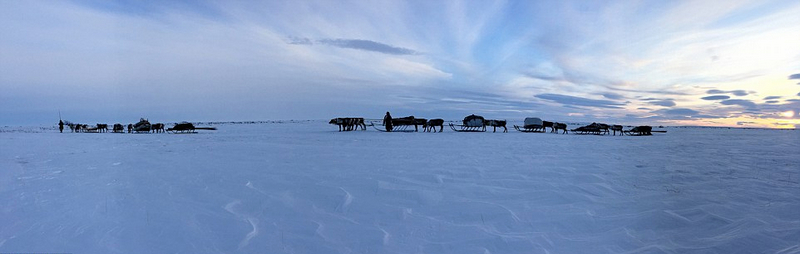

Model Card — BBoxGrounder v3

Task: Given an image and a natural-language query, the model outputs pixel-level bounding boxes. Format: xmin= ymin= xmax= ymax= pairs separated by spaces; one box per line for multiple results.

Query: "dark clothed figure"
xmin=58 ymin=120 xmax=64 ymax=133
xmin=127 ymin=124 xmax=133 ymax=133
xmin=383 ymin=112 xmax=393 ymax=132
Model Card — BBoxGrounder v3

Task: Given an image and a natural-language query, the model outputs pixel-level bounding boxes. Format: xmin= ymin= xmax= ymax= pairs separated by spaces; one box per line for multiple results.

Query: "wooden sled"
xmin=623 ymin=126 xmax=661 ymax=136
xmin=570 ymin=127 xmax=605 ymax=135
xmin=449 ymin=123 xmax=486 ymax=132
xmin=515 ymin=118 xmax=547 ymax=133
xmin=167 ymin=122 xmax=216 ymax=134
xmin=369 ymin=122 xmax=417 ymax=132
xmin=513 ymin=125 xmax=546 ymax=133
xmin=571 ymin=123 xmax=610 ymax=135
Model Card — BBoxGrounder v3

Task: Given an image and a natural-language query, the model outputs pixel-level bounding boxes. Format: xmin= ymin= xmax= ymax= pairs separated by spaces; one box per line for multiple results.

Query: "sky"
xmin=2 ymin=0 xmax=800 ymax=128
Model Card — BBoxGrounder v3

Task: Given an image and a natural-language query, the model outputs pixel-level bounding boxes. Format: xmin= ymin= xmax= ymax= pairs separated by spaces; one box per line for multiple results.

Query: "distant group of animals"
xmin=330 ymin=114 xmax=657 ymax=136
xmin=330 ymin=116 xmax=448 ymax=132
xmin=328 ymin=118 xmax=367 ymax=131
xmin=63 ymin=118 xmax=214 ymax=134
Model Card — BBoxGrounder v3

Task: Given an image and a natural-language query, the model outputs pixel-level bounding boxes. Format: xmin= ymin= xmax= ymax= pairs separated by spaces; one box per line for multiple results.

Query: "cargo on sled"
xmin=449 ymin=114 xmax=486 ymax=132
xmin=167 ymin=122 xmax=217 ymax=134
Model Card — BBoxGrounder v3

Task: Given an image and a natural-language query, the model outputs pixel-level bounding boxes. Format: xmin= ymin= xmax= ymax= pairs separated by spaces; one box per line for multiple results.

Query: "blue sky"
xmin=2 ymin=0 xmax=800 ymax=127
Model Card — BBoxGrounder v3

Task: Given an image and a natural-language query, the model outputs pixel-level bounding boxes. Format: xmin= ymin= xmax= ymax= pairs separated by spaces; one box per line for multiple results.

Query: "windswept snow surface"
xmin=2 ymin=121 xmax=799 ymax=253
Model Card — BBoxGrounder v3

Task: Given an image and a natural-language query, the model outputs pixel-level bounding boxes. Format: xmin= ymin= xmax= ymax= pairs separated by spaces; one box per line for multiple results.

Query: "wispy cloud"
xmin=317 ymin=39 xmax=418 ymax=55
xmin=720 ymin=99 xmax=757 ymax=108
xmin=287 ymin=37 xmax=419 ymax=55
xmin=644 ymin=99 xmax=676 ymax=107
xmin=707 ymin=89 xmax=750 ymax=96
xmin=601 ymin=93 xmax=625 ymax=100
xmin=702 ymin=95 xmax=731 ymax=100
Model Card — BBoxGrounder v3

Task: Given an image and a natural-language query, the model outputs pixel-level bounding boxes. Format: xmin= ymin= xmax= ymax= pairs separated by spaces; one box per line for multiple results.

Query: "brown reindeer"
xmin=485 ymin=119 xmax=508 ymax=133
xmin=329 ymin=118 xmax=366 ymax=131
xmin=424 ymin=119 xmax=444 ymax=132
xmin=151 ymin=123 xmax=166 ymax=133
xmin=553 ymin=122 xmax=568 ymax=134
xmin=542 ymin=121 xmax=555 ymax=133
xmin=96 ymin=124 xmax=108 ymax=133
xmin=610 ymin=125 xmax=624 ymax=136
xmin=112 ymin=123 xmax=124 ymax=133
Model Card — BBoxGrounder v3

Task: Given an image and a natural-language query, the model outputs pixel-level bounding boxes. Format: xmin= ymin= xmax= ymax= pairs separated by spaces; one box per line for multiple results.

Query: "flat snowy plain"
xmin=2 ymin=121 xmax=799 ymax=254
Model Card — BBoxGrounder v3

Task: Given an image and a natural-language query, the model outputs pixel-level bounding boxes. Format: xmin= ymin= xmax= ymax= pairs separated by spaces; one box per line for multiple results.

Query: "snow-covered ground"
xmin=2 ymin=121 xmax=799 ymax=253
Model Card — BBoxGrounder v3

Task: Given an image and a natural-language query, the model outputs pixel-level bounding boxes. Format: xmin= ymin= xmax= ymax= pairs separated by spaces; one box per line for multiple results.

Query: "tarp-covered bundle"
xmin=463 ymin=114 xmax=485 ymax=127
xmin=172 ymin=122 xmax=195 ymax=131
xmin=524 ymin=117 xmax=543 ymax=129
xmin=133 ymin=118 xmax=151 ymax=132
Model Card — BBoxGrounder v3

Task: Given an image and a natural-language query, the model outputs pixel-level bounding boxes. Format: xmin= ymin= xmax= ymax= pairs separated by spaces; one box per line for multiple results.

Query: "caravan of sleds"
xmin=64 ymin=118 xmax=216 ymax=134
xmin=330 ymin=115 xmax=663 ymax=136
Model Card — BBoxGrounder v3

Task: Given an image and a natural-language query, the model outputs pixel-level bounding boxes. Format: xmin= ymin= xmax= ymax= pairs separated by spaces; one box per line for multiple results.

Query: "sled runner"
xmin=369 ymin=122 xmax=418 ymax=132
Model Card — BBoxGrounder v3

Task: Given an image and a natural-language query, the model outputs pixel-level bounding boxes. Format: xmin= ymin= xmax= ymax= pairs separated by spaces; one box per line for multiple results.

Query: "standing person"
xmin=383 ymin=111 xmax=393 ymax=132
xmin=58 ymin=120 xmax=64 ymax=133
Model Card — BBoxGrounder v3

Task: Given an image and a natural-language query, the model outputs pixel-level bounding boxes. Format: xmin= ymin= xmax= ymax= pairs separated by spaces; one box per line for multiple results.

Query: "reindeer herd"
xmin=330 ymin=115 xmax=656 ymax=136
xmin=65 ymin=119 xmax=169 ymax=134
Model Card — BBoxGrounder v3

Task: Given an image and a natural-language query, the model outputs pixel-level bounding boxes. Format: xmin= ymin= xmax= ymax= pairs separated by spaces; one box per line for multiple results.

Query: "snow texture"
xmin=1 ymin=121 xmax=799 ymax=253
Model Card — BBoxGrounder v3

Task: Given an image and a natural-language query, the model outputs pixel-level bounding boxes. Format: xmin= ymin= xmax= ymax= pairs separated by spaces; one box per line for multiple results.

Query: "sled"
xmin=623 ymin=126 xmax=656 ymax=136
xmin=369 ymin=122 xmax=417 ymax=132
xmin=449 ymin=123 xmax=486 ymax=132
xmin=449 ymin=114 xmax=486 ymax=132
xmin=513 ymin=125 xmax=547 ymax=133
xmin=571 ymin=123 xmax=610 ymax=135
xmin=514 ymin=117 xmax=546 ymax=133
xmin=133 ymin=118 xmax=151 ymax=133
xmin=167 ymin=122 xmax=217 ymax=134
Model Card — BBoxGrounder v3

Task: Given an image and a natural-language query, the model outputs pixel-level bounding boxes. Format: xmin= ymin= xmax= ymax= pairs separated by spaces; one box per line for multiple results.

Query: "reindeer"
xmin=73 ymin=124 xmax=91 ymax=133
xmin=610 ymin=125 xmax=624 ymax=136
xmin=352 ymin=118 xmax=367 ymax=131
xmin=151 ymin=123 xmax=165 ymax=133
xmin=485 ymin=119 xmax=508 ymax=133
xmin=411 ymin=118 xmax=426 ymax=132
xmin=553 ymin=122 xmax=568 ymax=134
xmin=424 ymin=119 xmax=444 ymax=132
xmin=329 ymin=118 xmax=366 ymax=131
xmin=113 ymin=123 xmax=124 ymax=133
xmin=329 ymin=118 xmax=347 ymax=131
xmin=96 ymin=124 xmax=108 ymax=133
xmin=543 ymin=121 xmax=555 ymax=133
xmin=597 ymin=123 xmax=610 ymax=135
